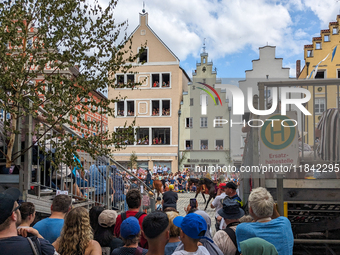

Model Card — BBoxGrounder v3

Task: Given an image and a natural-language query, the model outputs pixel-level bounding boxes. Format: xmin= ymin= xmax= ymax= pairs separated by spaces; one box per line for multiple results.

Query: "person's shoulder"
xmin=38 ymin=238 xmax=56 ymax=255
xmin=197 ymin=245 xmax=210 ymax=254
xmin=273 ymin=216 xmax=291 ymax=225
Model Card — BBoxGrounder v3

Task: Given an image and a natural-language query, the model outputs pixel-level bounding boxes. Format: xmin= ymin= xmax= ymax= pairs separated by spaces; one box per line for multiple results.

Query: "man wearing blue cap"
xmin=0 ymin=188 xmax=56 ymax=255
xmin=172 ymin=213 xmax=210 ymax=254
xmin=111 ymin=217 xmax=148 ymax=255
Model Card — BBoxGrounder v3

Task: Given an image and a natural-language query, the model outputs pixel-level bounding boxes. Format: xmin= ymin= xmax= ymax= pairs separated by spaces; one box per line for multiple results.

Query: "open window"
xmin=200 ymin=140 xmax=208 ymax=150
xmin=315 ymin=42 xmax=321 ymax=50
xmin=115 ymin=128 xmax=134 ymax=145
xmin=152 ymin=100 xmax=160 ymax=116
xmin=139 ymin=48 xmax=148 ymax=63
xmin=136 ymin=128 xmax=149 ymax=145
xmin=152 ymin=128 xmax=170 ymax=145
xmin=117 ymin=75 xmax=124 ymax=88
xmin=127 ymin=101 xmax=134 ymax=116
xmin=117 ymin=101 xmax=124 ymax=116
xmin=185 ymin=117 xmax=193 ymax=128
xmin=307 ymin=50 xmax=313 ymax=57
xmin=185 ymin=140 xmax=193 ymax=150
xmin=162 ymin=73 xmax=170 ymax=87
xmin=162 ymin=100 xmax=170 ymax=116
xmin=127 ymin=74 xmax=135 ymax=85
xmin=315 ymin=70 xmax=325 ymax=79
xmin=215 ymin=140 xmax=224 ymax=150
xmin=152 ymin=74 xmax=160 ymax=87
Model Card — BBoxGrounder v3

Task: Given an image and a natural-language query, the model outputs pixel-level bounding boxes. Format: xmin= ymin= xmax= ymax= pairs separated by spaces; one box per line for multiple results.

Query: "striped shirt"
xmin=316 ymin=108 xmax=340 ymax=162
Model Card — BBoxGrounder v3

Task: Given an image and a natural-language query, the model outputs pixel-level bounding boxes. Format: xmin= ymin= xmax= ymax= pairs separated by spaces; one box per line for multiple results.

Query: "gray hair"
xmin=248 ymin=187 xmax=274 ymax=218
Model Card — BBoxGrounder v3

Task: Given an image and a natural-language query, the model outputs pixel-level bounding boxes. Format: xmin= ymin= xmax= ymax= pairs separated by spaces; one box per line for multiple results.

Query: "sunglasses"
xmin=11 ymin=200 xmax=22 ymax=214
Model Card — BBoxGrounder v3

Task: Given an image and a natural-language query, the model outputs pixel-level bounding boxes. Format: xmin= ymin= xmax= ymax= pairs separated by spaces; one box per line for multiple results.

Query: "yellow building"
xmin=108 ymin=10 xmax=190 ymax=172
xmin=298 ymin=15 xmax=340 ymax=145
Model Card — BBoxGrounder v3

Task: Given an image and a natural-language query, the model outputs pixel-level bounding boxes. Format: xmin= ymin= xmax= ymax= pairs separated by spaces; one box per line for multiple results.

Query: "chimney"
xmin=296 ymin=60 xmax=301 ymax=78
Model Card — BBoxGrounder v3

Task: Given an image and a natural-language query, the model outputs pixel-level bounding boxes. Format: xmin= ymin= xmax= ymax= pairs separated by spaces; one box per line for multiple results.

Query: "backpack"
xmin=223 ymin=227 xmax=241 ymax=255
xmin=27 ymin=236 xmax=42 ymax=255
xmin=121 ymin=211 xmax=146 ymax=221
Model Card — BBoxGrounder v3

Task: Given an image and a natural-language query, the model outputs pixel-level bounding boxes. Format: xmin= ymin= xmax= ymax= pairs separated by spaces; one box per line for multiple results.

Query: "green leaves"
xmin=0 ymin=0 xmax=140 ymax=167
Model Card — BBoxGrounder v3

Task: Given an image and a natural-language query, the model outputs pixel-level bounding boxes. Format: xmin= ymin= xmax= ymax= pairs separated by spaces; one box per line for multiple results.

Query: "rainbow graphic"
xmin=196 ymin=82 xmax=223 ymax=106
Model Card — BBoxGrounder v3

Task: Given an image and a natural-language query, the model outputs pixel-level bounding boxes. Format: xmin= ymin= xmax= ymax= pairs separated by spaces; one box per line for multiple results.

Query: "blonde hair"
xmin=58 ymin=207 xmax=93 ymax=255
xmin=166 ymin=211 xmax=181 ymax=237
xmin=248 ymin=187 xmax=274 ymax=218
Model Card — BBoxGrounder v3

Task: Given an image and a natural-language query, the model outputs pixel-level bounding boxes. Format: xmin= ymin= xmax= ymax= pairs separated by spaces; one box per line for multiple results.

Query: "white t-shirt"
xmin=132 ymin=168 xmax=137 ymax=174
xmin=211 ymin=193 xmax=227 ymax=218
xmin=172 ymin=246 xmax=209 ymax=255
xmin=153 ymin=166 xmax=157 ymax=174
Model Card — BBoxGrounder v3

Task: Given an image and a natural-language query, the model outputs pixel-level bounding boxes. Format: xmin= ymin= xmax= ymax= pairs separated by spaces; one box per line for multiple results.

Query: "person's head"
xmin=58 ymin=207 xmax=93 ymax=255
xmin=19 ymin=202 xmax=35 ymax=225
xmin=89 ymin=206 xmax=105 ymax=230
xmin=225 ymin=182 xmax=237 ymax=196
xmin=218 ymin=198 xmax=245 ymax=224
xmin=173 ymin=213 xmax=212 ymax=248
xmin=120 ymin=217 xmax=141 ymax=245
xmin=94 ymin=210 xmax=118 ymax=247
xmin=126 ymin=189 xmax=141 ymax=209
xmin=0 ymin=188 xmax=21 ymax=233
xmin=51 ymin=194 xmax=72 ymax=214
xmin=166 ymin=211 xmax=181 ymax=238
xmin=156 ymin=197 xmax=162 ymax=203
xmin=248 ymin=187 xmax=274 ymax=220
xmin=143 ymin=211 xmax=170 ymax=245
xmin=240 ymin=237 xmax=278 ymax=255
xmin=169 ymin=185 xmax=174 ymax=191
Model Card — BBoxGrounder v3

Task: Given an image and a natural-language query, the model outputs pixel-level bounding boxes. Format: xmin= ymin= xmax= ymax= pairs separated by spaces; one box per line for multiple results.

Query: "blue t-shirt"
xmin=33 ymin=218 xmax=64 ymax=244
xmin=236 ymin=216 xmax=293 ymax=255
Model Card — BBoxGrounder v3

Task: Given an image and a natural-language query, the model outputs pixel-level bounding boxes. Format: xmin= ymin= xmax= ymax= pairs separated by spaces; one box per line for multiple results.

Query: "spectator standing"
xmin=18 ymin=202 xmax=36 ymax=230
xmin=156 ymin=197 xmax=163 ymax=211
xmin=213 ymin=199 xmax=245 ymax=255
xmin=0 ymin=188 xmax=56 ymax=255
xmin=211 ymin=183 xmax=227 ymax=231
xmin=114 ymin=189 xmax=148 ymax=248
xmin=93 ymin=210 xmax=124 ymax=254
xmin=164 ymin=211 xmax=181 ymax=255
xmin=172 ymin=213 xmax=210 ymax=255
xmin=236 ymin=187 xmax=293 ymax=255
xmin=53 ymin=207 xmax=101 ymax=255
xmin=239 ymin=237 xmax=278 ymax=255
xmin=142 ymin=211 xmax=170 ymax=255
xmin=162 ymin=185 xmax=178 ymax=210
xmin=111 ymin=217 xmax=148 ymax=255
xmin=33 ymin=194 xmax=72 ymax=244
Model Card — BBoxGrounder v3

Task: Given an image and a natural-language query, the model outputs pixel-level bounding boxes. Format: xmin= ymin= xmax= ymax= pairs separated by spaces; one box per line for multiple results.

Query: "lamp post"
xmin=178 ymin=109 xmax=181 ymax=173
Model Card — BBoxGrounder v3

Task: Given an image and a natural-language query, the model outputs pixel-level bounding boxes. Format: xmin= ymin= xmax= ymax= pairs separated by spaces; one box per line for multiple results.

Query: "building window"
xmin=200 ymin=140 xmax=208 ymax=150
xmin=337 ymin=70 xmax=340 ymax=78
xmin=127 ymin=101 xmax=134 ymax=116
xmin=215 ymin=97 xmax=219 ymax=105
xmin=136 ymin=128 xmax=149 ymax=145
xmin=162 ymin=73 xmax=170 ymax=87
xmin=324 ymin=35 xmax=330 ymax=42
xmin=315 ymin=98 xmax=325 ymax=114
xmin=315 ymin=42 xmax=321 ymax=50
xmin=307 ymin=50 xmax=313 ymax=57
xmin=200 ymin=117 xmax=208 ymax=128
xmin=152 ymin=128 xmax=170 ymax=145
xmin=215 ymin=140 xmax=224 ymax=150
xmin=185 ymin=117 xmax=193 ymax=128
xmin=152 ymin=100 xmax=170 ymax=116
xmin=185 ymin=140 xmax=193 ymax=150
xmin=117 ymin=101 xmax=124 ymax=116
xmin=152 ymin=74 xmax=160 ymax=87
xmin=127 ymin=74 xmax=135 ymax=85
xmin=117 ymin=75 xmax=124 ymax=87
xmin=315 ymin=70 xmax=325 ymax=79
xmin=333 ymin=27 xmax=338 ymax=34
xmin=190 ymin=98 xmax=194 ymax=106
xmin=215 ymin=116 xmax=223 ymax=128
xmin=151 ymin=73 xmax=171 ymax=88
xmin=139 ymin=48 xmax=148 ymax=63
xmin=116 ymin=128 xmax=134 ymax=145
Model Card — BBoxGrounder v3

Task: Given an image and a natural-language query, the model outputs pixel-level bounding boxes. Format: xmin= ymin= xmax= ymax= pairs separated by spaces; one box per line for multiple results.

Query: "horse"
xmin=152 ymin=180 xmax=163 ymax=197
xmin=198 ymin=178 xmax=217 ymax=211
xmin=188 ymin=178 xmax=206 ymax=203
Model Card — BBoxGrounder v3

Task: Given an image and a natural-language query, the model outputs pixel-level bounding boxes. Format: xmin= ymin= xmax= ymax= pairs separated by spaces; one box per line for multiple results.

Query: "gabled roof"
xmin=128 ymin=12 xmax=180 ymax=62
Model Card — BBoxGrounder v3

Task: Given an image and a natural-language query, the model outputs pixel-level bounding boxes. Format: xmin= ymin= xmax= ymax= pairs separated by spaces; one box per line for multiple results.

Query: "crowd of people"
xmin=152 ymin=108 xmax=170 ymax=116
xmin=0 ymin=178 xmax=294 ymax=255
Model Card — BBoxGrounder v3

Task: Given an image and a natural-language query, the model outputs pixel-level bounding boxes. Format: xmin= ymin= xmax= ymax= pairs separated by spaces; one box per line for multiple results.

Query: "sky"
xmin=109 ymin=0 xmax=340 ymax=79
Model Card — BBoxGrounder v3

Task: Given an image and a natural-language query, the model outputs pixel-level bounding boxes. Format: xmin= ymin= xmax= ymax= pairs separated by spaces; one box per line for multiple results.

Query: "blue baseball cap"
xmin=173 ymin=213 xmax=213 ymax=243
xmin=120 ymin=217 xmax=140 ymax=239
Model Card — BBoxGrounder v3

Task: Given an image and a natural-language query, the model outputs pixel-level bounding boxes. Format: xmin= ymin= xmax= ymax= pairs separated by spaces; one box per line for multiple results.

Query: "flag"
xmin=331 ymin=46 xmax=337 ymax=62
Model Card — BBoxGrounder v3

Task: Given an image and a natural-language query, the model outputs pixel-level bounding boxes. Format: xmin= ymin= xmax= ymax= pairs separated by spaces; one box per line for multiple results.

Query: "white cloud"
xmin=302 ymin=0 xmax=339 ymax=27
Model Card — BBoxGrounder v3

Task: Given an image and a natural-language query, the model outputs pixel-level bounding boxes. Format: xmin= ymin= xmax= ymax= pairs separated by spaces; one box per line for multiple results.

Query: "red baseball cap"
xmin=218 ymin=183 xmax=226 ymax=189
